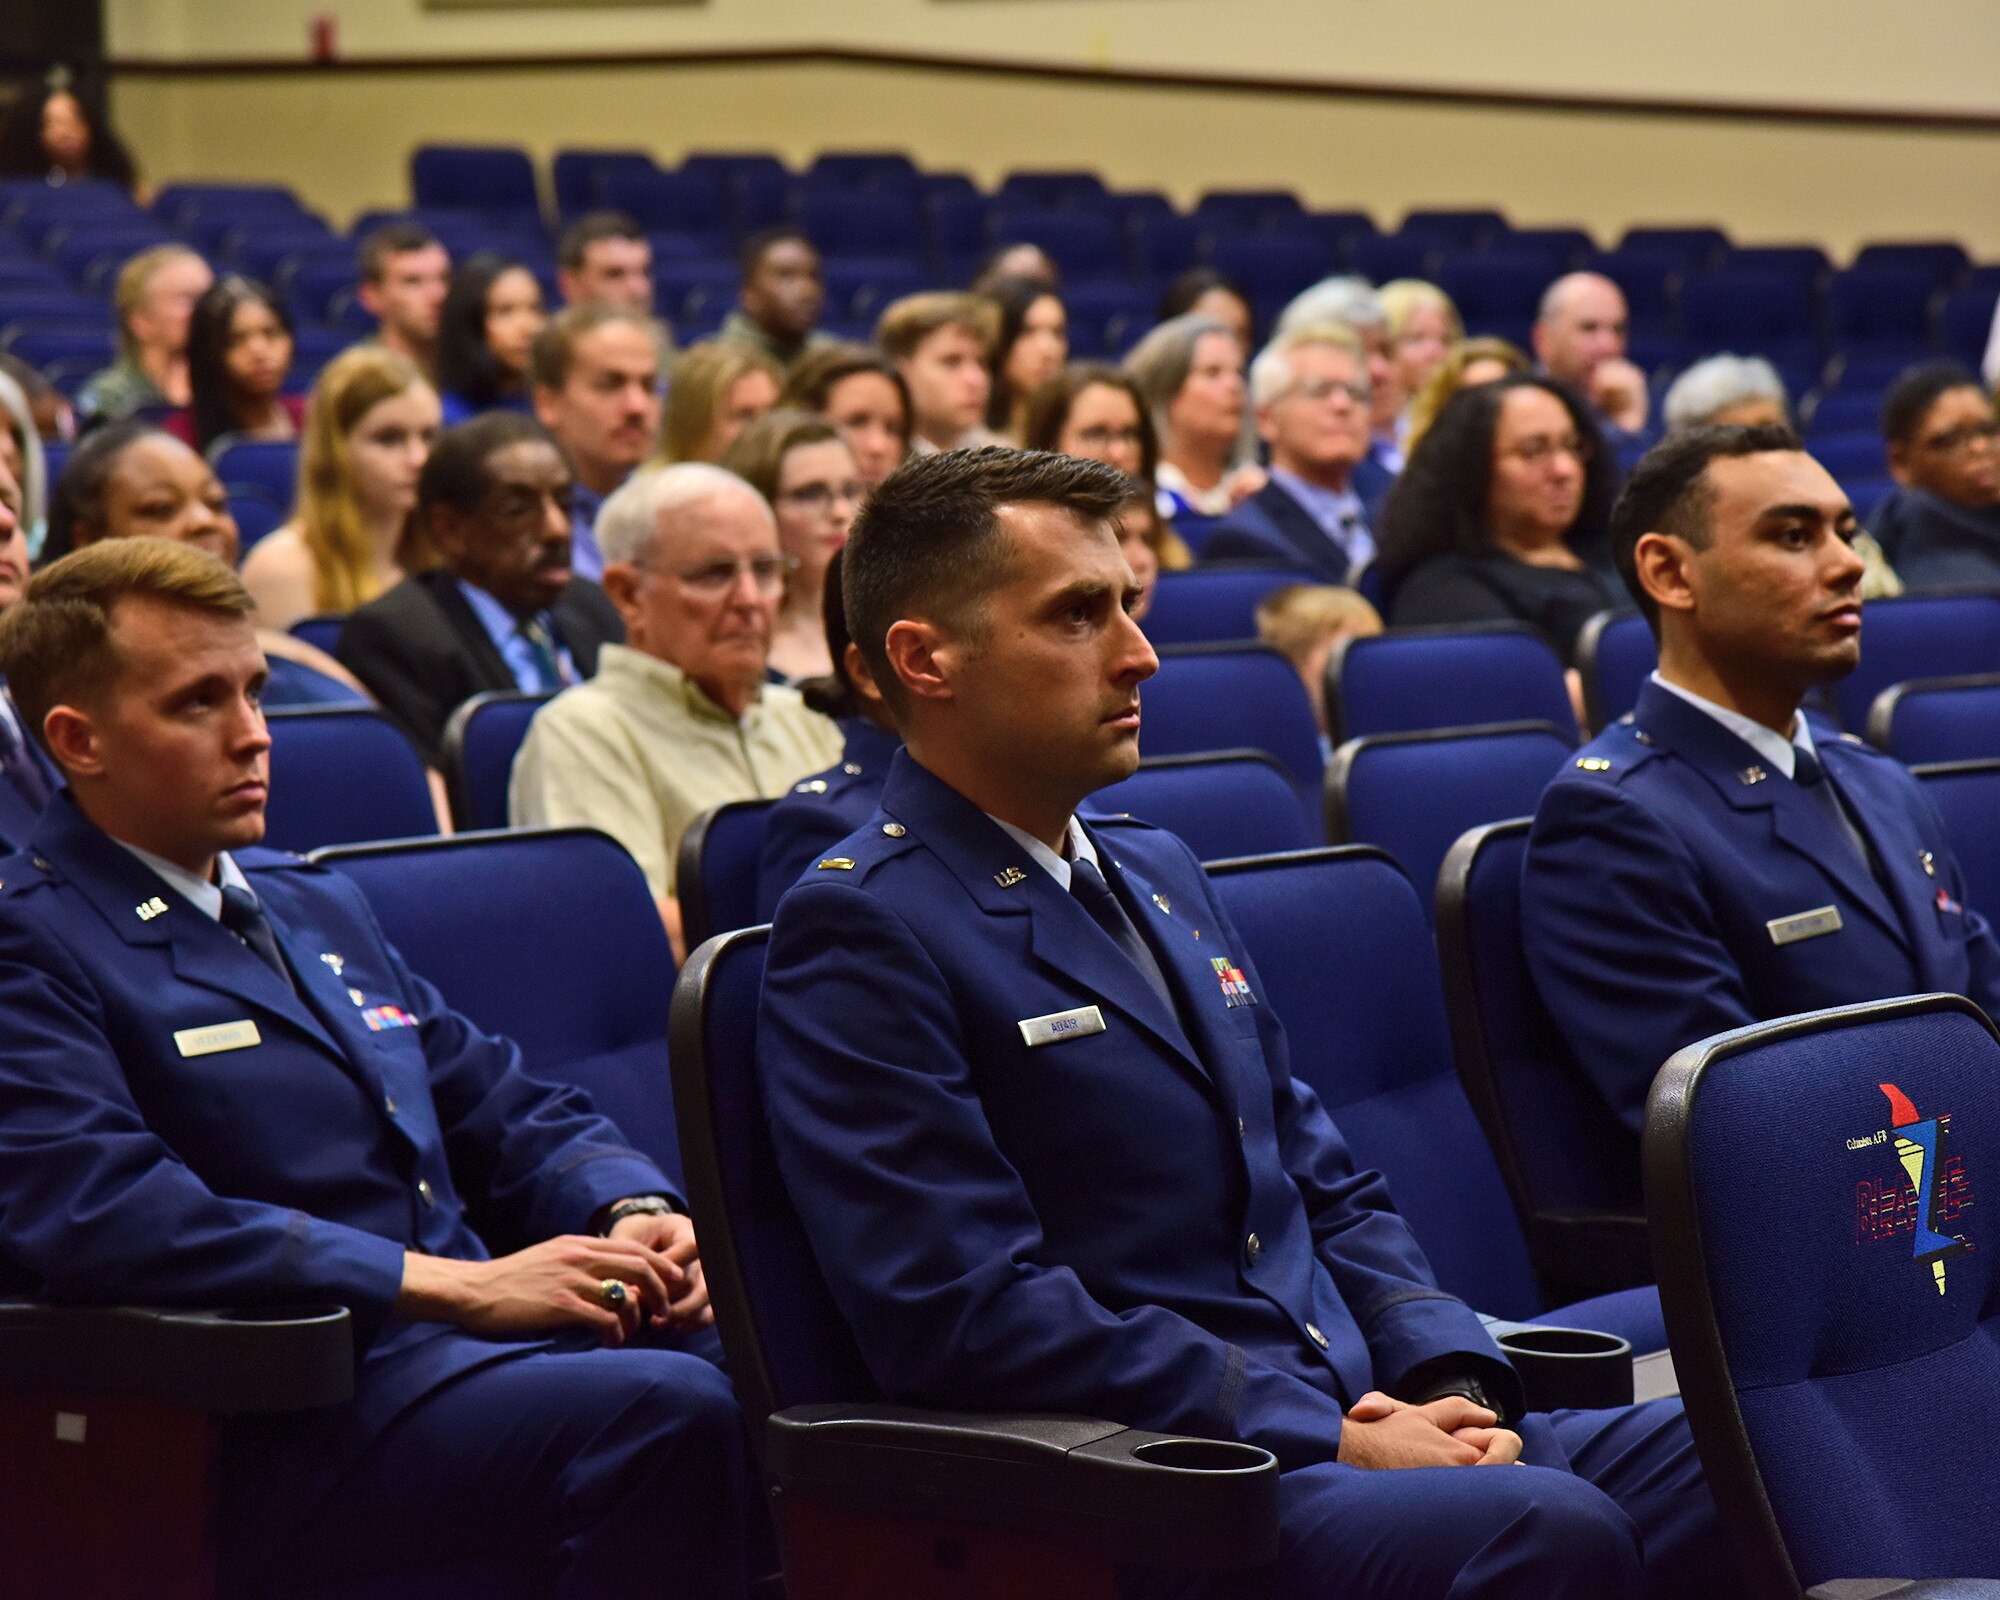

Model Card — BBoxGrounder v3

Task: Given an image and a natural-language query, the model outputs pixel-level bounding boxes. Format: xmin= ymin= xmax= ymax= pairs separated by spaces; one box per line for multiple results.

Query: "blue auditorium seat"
xmin=1 ymin=181 xmax=142 ymax=247
xmin=1940 ymin=282 xmax=2000 ymax=367
xmin=1434 ymin=253 xmax=1552 ymax=346
xmin=1913 ymin=758 xmax=2000 ymax=915
xmin=288 ymin=614 xmax=347 ymax=655
xmin=1833 ymin=591 xmax=2000 ymax=730
xmin=804 ymin=151 xmax=922 ymax=195
xmin=315 ymin=827 xmax=684 ymax=1186
xmin=1501 ymin=228 xmax=1596 ymax=271
xmin=409 ymin=144 xmax=542 ymax=231
xmin=670 ymin=928 xmax=1280 ymax=1585
xmin=1583 ymin=248 xmax=1678 ymax=340
xmin=1866 ymin=673 xmax=2000 ymax=764
xmin=1398 ymin=208 xmax=1508 ymax=254
xmin=1348 ymin=232 xmax=1436 ymax=284
xmin=1205 ymin=231 xmax=1334 ymax=329
xmin=819 ymin=257 xmax=927 ymax=325
xmin=438 ymin=688 xmax=553 ymax=832
xmin=988 ymin=208 xmax=1123 ymax=284
xmin=1132 ymin=211 xmax=1201 ymax=282
xmin=1616 ymin=226 xmax=1730 ymax=272
xmin=2 ymin=323 xmax=115 ymax=373
xmin=0 ymin=259 xmax=65 ymax=293
xmin=1829 ymin=265 xmax=1939 ymax=361
xmin=797 ymin=189 xmax=924 ymax=262
xmin=1808 ymin=431 xmax=1887 ymax=482
xmin=1719 ymin=244 xmax=1831 ymax=294
xmin=261 ymin=707 xmax=437 ymax=852
xmin=43 ymin=221 xmax=172 ymax=286
xmin=1327 ymin=623 xmax=1577 ymax=744
xmin=1142 ymin=644 xmax=1326 ymax=816
xmin=1325 ymin=722 xmax=1577 ymax=907
xmin=1436 ymin=819 xmax=1648 ymax=1299
xmin=283 ymin=257 xmax=364 ymax=331
xmin=1645 ymin=993 xmax=2000 ymax=1598
xmin=225 ymin=225 xmax=341 ymax=286
xmin=0 ymin=290 xmax=107 ymax=330
xmin=1575 ymin=609 xmax=1656 ymax=733
xmin=208 ymin=437 xmax=300 ymax=512
xmin=1208 ymin=847 xmax=1662 ymax=1350
xmin=1847 ymin=477 xmax=1898 ymax=524
xmin=1089 ymin=750 xmax=1318 ymax=859
xmin=153 ymin=181 xmax=303 ymax=230
xmin=1295 ymin=211 xmax=1378 ymax=270
xmin=550 ymin=149 xmax=657 ymax=220
xmin=1192 ymin=189 xmax=1306 ymax=234
xmin=677 ymin=797 xmax=777 ymax=949
xmin=996 ymin=170 xmax=1108 ymax=211
xmin=1852 ymin=239 xmax=1971 ymax=291
xmin=599 ymin=168 xmax=730 ymax=252
xmin=652 ymin=257 xmax=739 ymax=327
xmin=227 ymin=490 xmax=286 ymax=553
xmin=1679 ymin=267 xmax=1824 ymax=371
xmin=1062 ymin=281 xmax=1154 ymax=358
xmin=1142 ymin=565 xmax=1316 ymax=646
xmin=1804 ymin=390 xmax=1883 ymax=435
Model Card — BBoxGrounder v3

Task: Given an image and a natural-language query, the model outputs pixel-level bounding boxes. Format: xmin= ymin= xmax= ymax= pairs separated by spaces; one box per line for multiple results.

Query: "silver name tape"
xmin=1017 ymin=1005 xmax=1107 ymax=1049
xmin=1767 ymin=905 xmax=1843 ymax=946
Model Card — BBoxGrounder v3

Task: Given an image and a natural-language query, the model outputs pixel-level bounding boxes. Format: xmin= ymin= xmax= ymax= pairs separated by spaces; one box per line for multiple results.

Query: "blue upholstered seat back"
xmin=1143 ymin=646 xmax=1324 ymax=815
xmin=1331 ymin=624 xmax=1577 ymax=743
xmin=679 ymin=798 xmax=777 ymax=948
xmin=1143 ymin=568 xmax=1317 ymax=648
xmin=263 ymin=707 xmax=437 ymax=853
xmin=1091 ymin=752 xmax=1318 ymax=860
xmin=1834 ymin=593 xmax=2000 ymax=730
xmin=442 ymin=691 xmax=553 ymax=833
xmin=1873 ymin=675 xmax=2000 ymax=766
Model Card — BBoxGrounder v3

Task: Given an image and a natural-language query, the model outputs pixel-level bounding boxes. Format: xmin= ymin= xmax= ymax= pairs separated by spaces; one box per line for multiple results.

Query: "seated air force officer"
xmin=1205 ymin=325 xmax=1379 ymax=585
xmin=1524 ymin=424 xmax=2000 ymax=1157
xmin=757 ymin=448 xmax=1734 ymax=1600
xmin=335 ymin=411 xmax=624 ymax=763
xmin=0 ymin=453 xmax=55 ymax=848
xmin=0 ymin=540 xmax=750 ymax=1598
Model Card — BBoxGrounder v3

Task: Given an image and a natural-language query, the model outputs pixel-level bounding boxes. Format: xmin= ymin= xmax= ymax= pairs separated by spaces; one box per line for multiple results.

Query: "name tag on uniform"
xmin=174 ymin=1019 xmax=262 ymax=1057
xmin=1017 ymin=1006 xmax=1106 ymax=1048
xmin=1767 ymin=906 xmax=1843 ymax=947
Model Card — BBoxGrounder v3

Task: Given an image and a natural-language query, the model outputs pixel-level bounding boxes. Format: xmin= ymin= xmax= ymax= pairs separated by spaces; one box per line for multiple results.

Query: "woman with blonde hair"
xmin=1403 ymin=336 xmax=1532 ymax=456
xmin=241 ymin=346 xmax=442 ymax=631
xmin=1379 ymin=281 xmax=1463 ymax=433
xmin=658 ymin=341 xmax=782 ymax=464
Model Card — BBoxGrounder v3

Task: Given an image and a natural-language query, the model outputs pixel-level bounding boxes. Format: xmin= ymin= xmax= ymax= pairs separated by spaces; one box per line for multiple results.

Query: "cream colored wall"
xmin=110 ymin=59 xmax=2000 ymax=259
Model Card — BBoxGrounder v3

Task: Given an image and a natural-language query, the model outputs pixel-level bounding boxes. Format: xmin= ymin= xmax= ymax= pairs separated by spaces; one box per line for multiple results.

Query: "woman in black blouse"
xmin=1377 ymin=373 xmax=1622 ymax=660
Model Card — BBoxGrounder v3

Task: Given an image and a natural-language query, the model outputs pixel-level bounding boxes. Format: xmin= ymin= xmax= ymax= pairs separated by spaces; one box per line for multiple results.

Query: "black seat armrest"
xmin=767 ymin=1403 xmax=1279 ymax=1571
xmin=1481 ymin=1317 xmax=1635 ymax=1413
xmin=0 ymin=1302 xmax=354 ymax=1413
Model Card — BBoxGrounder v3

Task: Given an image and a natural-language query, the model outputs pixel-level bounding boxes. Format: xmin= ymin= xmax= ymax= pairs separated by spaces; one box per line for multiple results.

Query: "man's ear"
xmin=355 ymin=281 xmax=382 ymax=319
xmin=41 ymin=704 xmax=100 ymax=782
xmin=427 ymin=505 xmax=467 ymax=565
xmin=882 ymin=618 xmax=953 ymax=705
xmin=531 ymin=386 xmax=561 ymax=431
xmin=599 ymin=564 xmax=643 ymax=630
xmin=1632 ymin=530 xmax=1697 ymax=620
xmin=1885 ymin=441 xmax=1914 ymax=488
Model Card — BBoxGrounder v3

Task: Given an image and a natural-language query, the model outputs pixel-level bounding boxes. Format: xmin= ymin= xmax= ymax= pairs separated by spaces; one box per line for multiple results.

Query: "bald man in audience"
xmin=1533 ymin=273 xmax=1650 ymax=438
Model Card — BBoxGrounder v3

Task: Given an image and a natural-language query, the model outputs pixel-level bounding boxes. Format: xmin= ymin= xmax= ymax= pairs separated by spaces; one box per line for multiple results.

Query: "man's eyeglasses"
xmin=1920 ymin=419 xmax=2000 ymax=455
xmin=651 ymin=554 xmax=799 ymax=596
xmin=777 ymin=481 xmax=865 ymax=513
xmin=1503 ymin=434 xmax=1594 ymax=467
xmin=1285 ymin=378 xmax=1371 ymax=405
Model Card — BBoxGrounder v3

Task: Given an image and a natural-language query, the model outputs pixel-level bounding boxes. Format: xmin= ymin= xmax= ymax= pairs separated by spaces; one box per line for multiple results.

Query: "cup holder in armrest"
xmin=1489 ymin=1322 xmax=1634 ymax=1413
xmin=1128 ymin=1437 xmax=1272 ymax=1473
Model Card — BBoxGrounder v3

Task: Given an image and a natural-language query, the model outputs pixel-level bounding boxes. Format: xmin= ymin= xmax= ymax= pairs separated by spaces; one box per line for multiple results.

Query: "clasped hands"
xmin=1336 ymin=1390 xmax=1523 ymax=1470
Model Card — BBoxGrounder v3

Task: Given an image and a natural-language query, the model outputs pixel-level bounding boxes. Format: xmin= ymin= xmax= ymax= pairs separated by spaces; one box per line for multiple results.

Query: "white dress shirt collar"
xmin=987 ymin=812 xmax=1099 ymax=892
xmin=113 ymin=842 xmax=251 ymax=922
xmin=1649 ymin=671 xmax=1819 ymax=779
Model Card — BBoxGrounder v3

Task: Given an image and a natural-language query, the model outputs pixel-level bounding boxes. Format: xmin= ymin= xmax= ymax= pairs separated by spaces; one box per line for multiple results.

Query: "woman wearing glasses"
xmin=723 ymin=410 xmax=862 ymax=682
xmin=1873 ymin=362 xmax=2000 ymax=591
xmin=1376 ymin=374 xmax=1619 ymax=662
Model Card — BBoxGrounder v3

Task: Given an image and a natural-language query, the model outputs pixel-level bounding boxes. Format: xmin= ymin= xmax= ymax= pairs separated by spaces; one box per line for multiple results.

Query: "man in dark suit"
xmin=336 ymin=412 xmax=622 ymax=762
xmin=758 ymin=447 xmax=1734 ymax=1599
xmin=1524 ymin=424 xmax=2000 ymax=1162
xmin=0 ymin=450 xmax=56 ymax=847
xmin=0 ymin=537 xmax=750 ymax=1596
xmin=1204 ymin=327 xmax=1378 ymax=585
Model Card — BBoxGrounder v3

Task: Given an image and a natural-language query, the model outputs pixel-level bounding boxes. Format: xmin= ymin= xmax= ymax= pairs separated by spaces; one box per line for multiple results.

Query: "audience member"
xmin=1379 ymin=280 xmax=1463 ymax=438
xmin=1274 ymin=277 xmax=1402 ymax=486
xmin=0 ymin=69 xmax=138 ymax=192
xmin=0 ymin=352 xmax=71 ymax=446
xmin=1379 ymin=374 xmax=1619 ymax=662
xmin=754 ymin=554 xmax=901 ymax=917
xmin=721 ymin=410 xmax=861 ymax=682
xmin=508 ymin=463 xmax=841 ymax=947
xmin=1524 ymin=424 xmax=1999 ymax=1176
xmin=556 ymin=212 xmax=654 ymax=314
xmin=658 ymin=342 xmax=781 ymax=464
xmin=758 ymin=445 xmax=1734 ymax=1600
xmin=718 ymin=227 xmax=832 ymax=374
xmin=1207 ymin=326 xmax=1378 ymax=584
xmin=0 ymin=535 xmax=753 ymax=1597
xmin=970 ymin=242 xmax=1059 ymax=295
xmin=1404 ymin=336 xmax=1532 ymax=454
xmin=1122 ymin=313 xmax=1260 ymax=529
xmin=531 ymin=304 xmax=664 ymax=581
xmin=1871 ymin=361 xmax=2000 ymax=590
xmin=1113 ymin=475 xmax=1164 ymax=624
xmin=0 ymin=452 xmax=53 ymax=847
xmin=1157 ymin=269 xmax=1254 ymax=351
xmin=357 ymin=222 xmax=451 ymax=376
xmin=875 ymin=292 xmax=1004 ymax=454
xmin=335 ymin=413 xmax=622 ymax=760
xmin=435 ymin=253 xmax=547 ymax=425
xmin=76 ymin=245 xmax=213 ymax=426
xmin=241 ymin=347 xmax=441 ymax=631
xmin=781 ymin=342 xmax=912 ymax=489
xmin=1023 ymin=366 xmax=1193 ymax=573
xmin=1532 ymin=272 xmax=1650 ymax=437
xmin=0 ymin=369 xmax=46 ymax=561
xmin=983 ymin=276 xmax=1069 ymax=445
xmin=1256 ymin=582 xmax=1386 ymax=739
xmin=48 ymin=422 xmax=366 ymax=704
xmin=171 ymin=276 xmax=302 ymax=454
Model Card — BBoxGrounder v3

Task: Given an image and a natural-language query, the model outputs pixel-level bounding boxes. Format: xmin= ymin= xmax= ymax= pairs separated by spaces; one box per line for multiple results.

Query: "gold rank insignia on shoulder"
xmin=320 ymin=952 xmax=345 ymax=976
xmin=134 ymin=896 xmax=168 ymax=921
xmin=842 ymin=763 xmax=863 ymax=776
xmin=795 ymin=779 xmax=828 ymax=794
xmin=881 ymin=823 xmax=906 ymax=838
xmin=993 ymin=866 xmax=1028 ymax=888
xmin=1739 ymin=765 xmax=1767 ymax=785
xmin=1152 ymin=893 xmax=1172 ymax=914
xmin=817 ymin=858 xmax=856 ymax=871
xmin=1576 ymin=757 xmax=1612 ymax=771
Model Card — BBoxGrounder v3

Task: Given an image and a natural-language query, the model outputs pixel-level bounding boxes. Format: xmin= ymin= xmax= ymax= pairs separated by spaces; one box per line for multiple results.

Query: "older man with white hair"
xmin=509 ymin=462 xmax=842 ymax=950
xmin=1275 ymin=275 xmax=1404 ymax=486
xmin=1532 ymin=272 xmax=1651 ymax=437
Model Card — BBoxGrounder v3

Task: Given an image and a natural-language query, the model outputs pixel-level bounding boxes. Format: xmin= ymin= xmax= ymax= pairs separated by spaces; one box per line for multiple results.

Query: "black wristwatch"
xmin=597 ymin=1195 xmax=677 ymax=1235
xmin=1412 ymin=1372 xmax=1511 ymax=1426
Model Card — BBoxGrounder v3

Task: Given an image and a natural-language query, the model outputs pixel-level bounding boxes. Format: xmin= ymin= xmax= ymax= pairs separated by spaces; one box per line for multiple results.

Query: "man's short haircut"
xmin=558 ymin=211 xmax=645 ymax=272
xmin=529 ymin=302 xmax=662 ymax=392
xmin=1273 ymin=276 xmax=1385 ymax=339
xmin=844 ymin=446 xmax=1132 ymax=714
xmin=112 ymin=244 xmax=204 ymax=348
xmin=1248 ymin=323 xmax=1364 ymax=410
xmin=1610 ymin=422 xmax=1806 ymax=630
xmin=594 ymin=461 xmax=764 ymax=568
xmin=0 ymin=539 xmax=253 ymax=757
xmin=418 ymin=411 xmax=562 ymax=524
xmin=1661 ymin=354 xmax=1788 ymax=434
xmin=358 ymin=221 xmax=441 ymax=285
xmin=739 ymin=224 xmax=814 ymax=278
xmin=873 ymin=293 xmax=1000 ymax=363
xmin=1881 ymin=361 xmax=1984 ymax=447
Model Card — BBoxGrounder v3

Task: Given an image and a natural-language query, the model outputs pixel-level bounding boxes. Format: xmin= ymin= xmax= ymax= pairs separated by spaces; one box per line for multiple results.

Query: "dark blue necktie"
xmin=1070 ymin=857 xmax=1175 ymax=1015
xmin=1792 ymin=744 xmax=1869 ymax=869
xmin=219 ymin=883 xmax=294 ymax=990
xmin=0 ymin=708 xmax=51 ymax=811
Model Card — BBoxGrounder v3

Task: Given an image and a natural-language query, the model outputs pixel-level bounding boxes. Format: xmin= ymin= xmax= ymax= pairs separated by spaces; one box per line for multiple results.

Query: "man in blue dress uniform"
xmin=1524 ymin=424 xmax=2000 ymax=1164
xmin=0 ymin=538 xmax=752 ymax=1598
xmin=757 ymin=447 xmax=1737 ymax=1598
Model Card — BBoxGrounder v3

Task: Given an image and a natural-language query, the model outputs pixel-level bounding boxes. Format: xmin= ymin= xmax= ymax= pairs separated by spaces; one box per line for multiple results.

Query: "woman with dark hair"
xmin=169 ymin=276 xmax=302 ymax=454
xmin=0 ymin=71 xmax=139 ymax=191
xmin=1021 ymin=363 xmax=1191 ymax=577
xmin=1377 ymin=373 xmax=1621 ymax=660
xmin=982 ymin=276 xmax=1068 ymax=444
xmin=434 ymin=253 xmax=547 ymax=424
xmin=781 ymin=342 xmax=911 ymax=489
xmin=1157 ymin=269 xmax=1254 ymax=352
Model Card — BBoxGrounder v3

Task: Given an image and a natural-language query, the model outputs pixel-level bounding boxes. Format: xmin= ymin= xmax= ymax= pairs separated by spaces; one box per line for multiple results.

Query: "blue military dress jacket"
xmin=754 ymin=717 xmax=902 ymax=920
xmin=0 ymin=797 xmax=677 ymax=1505
xmin=759 ymin=753 xmax=1514 ymax=1470
xmin=1524 ymin=677 xmax=2000 ymax=1149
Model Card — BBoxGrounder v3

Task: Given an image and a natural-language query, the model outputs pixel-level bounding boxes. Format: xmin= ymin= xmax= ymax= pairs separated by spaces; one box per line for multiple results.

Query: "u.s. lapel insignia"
xmin=320 ymin=951 xmax=345 ymax=975
xmin=1739 ymin=765 xmax=1767 ymax=786
xmin=993 ymin=866 xmax=1028 ymax=888
xmin=134 ymin=896 xmax=168 ymax=921
xmin=1151 ymin=893 xmax=1171 ymax=914
xmin=1920 ymin=851 xmax=1938 ymax=878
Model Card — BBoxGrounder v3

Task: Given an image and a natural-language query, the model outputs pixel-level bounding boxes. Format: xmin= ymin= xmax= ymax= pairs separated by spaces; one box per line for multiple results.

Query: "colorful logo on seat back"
xmin=1851 ymin=1081 xmax=1973 ymax=1294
